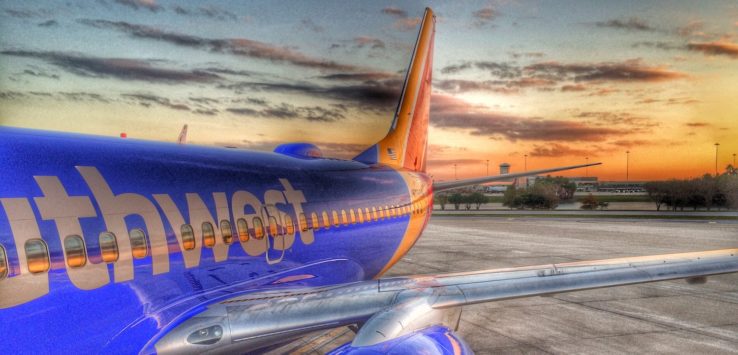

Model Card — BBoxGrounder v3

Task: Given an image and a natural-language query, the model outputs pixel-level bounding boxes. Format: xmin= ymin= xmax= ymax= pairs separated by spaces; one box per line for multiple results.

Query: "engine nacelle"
xmin=329 ymin=325 xmax=473 ymax=355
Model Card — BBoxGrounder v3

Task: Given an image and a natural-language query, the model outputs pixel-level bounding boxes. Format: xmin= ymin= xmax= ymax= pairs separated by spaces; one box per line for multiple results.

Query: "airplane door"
xmin=261 ymin=204 xmax=285 ymax=265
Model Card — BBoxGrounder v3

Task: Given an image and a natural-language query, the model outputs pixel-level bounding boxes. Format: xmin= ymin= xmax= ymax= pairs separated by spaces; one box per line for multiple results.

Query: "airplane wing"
xmin=151 ymin=248 xmax=738 ymax=354
xmin=433 ymin=162 xmax=602 ymax=192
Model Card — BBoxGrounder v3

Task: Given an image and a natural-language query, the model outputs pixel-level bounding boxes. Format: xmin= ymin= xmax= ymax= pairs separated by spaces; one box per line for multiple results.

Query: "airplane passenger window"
xmin=64 ymin=234 xmax=87 ymax=268
xmin=181 ymin=224 xmax=196 ymax=250
xmin=332 ymin=211 xmax=340 ymax=227
xmin=349 ymin=209 xmax=356 ymax=224
xmin=0 ymin=244 xmax=7 ymax=280
xmin=268 ymin=216 xmax=279 ymax=236
xmin=311 ymin=212 xmax=320 ymax=231
xmin=237 ymin=218 xmax=249 ymax=242
xmin=372 ymin=207 xmax=378 ymax=220
xmin=99 ymin=232 xmax=119 ymax=263
xmin=299 ymin=213 xmax=308 ymax=232
xmin=253 ymin=217 xmax=265 ymax=239
xmin=0 ymin=244 xmax=6 ymax=280
xmin=365 ymin=208 xmax=371 ymax=222
xmin=357 ymin=209 xmax=364 ymax=223
xmin=129 ymin=229 xmax=148 ymax=259
xmin=25 ymin=239 xmax=50 ymax=273
xmin=378 ymin=207 xmax=385 ymax=219
xmin=321 ymin=211 xmax=330 ymax=229
xmin=285 ymin=215 xmax=295 ymax=235
xmin=63 ymin=234 xmax=87 ymax=268
xmin=220 ymin=220 xmax=234 ymax=245
xmin=202 ymin=222 xmax=216 ymax=248
xmin=341 ymin=210 xmax=348 ymax=226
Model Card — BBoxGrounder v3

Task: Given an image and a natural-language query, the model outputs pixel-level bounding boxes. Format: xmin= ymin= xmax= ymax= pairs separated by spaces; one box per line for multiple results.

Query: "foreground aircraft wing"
xmin=152 ymin=248 xmax=738 ymax=353
xmin=433 ymin=162 xmax=602 ymax=192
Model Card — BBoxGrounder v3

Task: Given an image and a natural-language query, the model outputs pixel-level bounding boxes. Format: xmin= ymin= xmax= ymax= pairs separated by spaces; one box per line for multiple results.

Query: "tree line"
xmin=435 ymin=192 xmax=489 ymax=210
xmin=644 ymin=168 xmax=738 ymax=211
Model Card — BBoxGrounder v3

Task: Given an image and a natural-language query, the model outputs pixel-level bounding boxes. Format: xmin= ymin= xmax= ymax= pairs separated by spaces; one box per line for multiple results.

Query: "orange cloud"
xmin=687 ymin=41 xmax=738 ymax=58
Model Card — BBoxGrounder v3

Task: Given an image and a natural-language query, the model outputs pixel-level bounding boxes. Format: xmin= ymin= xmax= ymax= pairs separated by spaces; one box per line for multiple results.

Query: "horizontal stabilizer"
xmin=433 ymin=162 xmax=601 ymax=192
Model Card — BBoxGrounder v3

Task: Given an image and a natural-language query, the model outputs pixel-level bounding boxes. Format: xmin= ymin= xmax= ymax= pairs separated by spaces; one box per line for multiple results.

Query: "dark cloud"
xmin=529 ymin=143 xmax=589 ymax=157
xmin=472 ymin=7 xmax=498 ymax=27
xmin=21 ymin=68 xmax=59 ymax=80
xmin=227 ymin=103 xmax=345 ymax=122
xmin=219 ymin=79 xmax=401 ymax=111
xmin=37 ymin=20 xmax=58 ymax=27
xmin=524 ymin=60 xmax=686 ymax=82
xmin=4 ymin=8 xmax=52 ymax=18
xmin=197 ymin=5 xmax=238 ymax=21
xmin=300 ymin=19 xmax=324 ymax=33
xmin=509 ymin=51 xmax=545 ymax=59
xmin=561 ymin=84 xmax=587 ymax=92
xmin=0 ymin=91 xmax=29 ymax=100
xmin=1 ymin=50 xmax=221 ymax=83
xmin=381 ymin=7 xmax=408 ymax=18
xmin=685 ymin=122 xmax=711 ymax=128
xmin=193 ymin=108 xmax=219 ymax=116
xmin=435 ymin=79 xmax=519 ymax=94
xmin=632 ymin=41 xmax=683 ymax=51
xmin=430 ymin=94 xmax=619 ymax=141
xmin=122 ymin=93 xmax=190 ymax=110
xmin=59 ymin=92 xmax=111 ymax=103
xmin=201 ymin=67 xmax=257 ymax=77
xmin=687 ymin=41 xmax=738 ymax=58
xmin=676 ymin=21 xmax=705 ymax=37
xmin=319 ymin=72 xmax=398 ymax=81
xmin=353 ymin=36 xmax=386 ymax=49
xmin=79 ymin=19 xmax=360 ymax=71
xmin=595 ymin=18 xmax=655 ymax=32
xmin=114 ymin=0 xmax=162 ymax=12
xmin=609 ymin=139 xmax=651 ymax=148
xmin=440 ymin=61 xmax=521 ymax=78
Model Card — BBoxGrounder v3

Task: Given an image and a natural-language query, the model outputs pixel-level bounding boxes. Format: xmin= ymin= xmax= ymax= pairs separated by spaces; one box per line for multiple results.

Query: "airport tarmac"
xmin=288 ymin=216 xmax=738 ymax=354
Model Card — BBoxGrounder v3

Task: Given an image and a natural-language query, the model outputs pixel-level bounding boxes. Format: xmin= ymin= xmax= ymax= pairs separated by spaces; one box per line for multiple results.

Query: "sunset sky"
xmin=1 ymin=0 xmax=737 ymax=181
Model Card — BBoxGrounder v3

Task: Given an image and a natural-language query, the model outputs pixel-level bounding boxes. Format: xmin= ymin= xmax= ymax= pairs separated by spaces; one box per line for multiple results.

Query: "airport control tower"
xmin=499 ymin=163 xmax=510 ymax=174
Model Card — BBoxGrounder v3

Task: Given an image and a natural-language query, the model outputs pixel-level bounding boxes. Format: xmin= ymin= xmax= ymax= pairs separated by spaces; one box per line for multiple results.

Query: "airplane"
xmin=0 ymin=8 xmax=736 ymax=354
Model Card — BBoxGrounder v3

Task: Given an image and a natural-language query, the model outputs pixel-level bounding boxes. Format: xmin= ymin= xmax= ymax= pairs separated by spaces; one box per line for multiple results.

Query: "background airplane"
xmin=0 ymin=8 xmax=736 ymax=354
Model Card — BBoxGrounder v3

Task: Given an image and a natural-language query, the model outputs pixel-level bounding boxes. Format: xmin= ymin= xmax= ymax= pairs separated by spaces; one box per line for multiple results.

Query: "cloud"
xmin=631 ymin=41 xmax=683 ymax=51
xmin=381 ymin=7 xmax=408 ymax=18
xmin=561 ymin=84 xmax=587 ymax=92
xmin=122 ymin=93 xmax=190 ymax=110
xmin=219 ymin=79 xmax=402 ymax=110
xmin=595 ymin=17 xmax=655 ymax=32
xmin=393 ymin=17 xmax=421 ymax=31
xmin=434 ymin=79 xmax=519 ymax=94
xmin=529 ymin=143 xmax=590 ymax=157
xmin=472 ymin=7 xmax=498 ymax=27
xmin=440 ymin=61 xmax=522 ymax=78
xmin=430 ymin=94 xmax=619 ymax=141
xmin=575 ymin=111 xmax=657 ymax=129
xmin=319 ymin=72 xmax=398 ymax=81
xmin=227 ymin=103 xmax=346 ymax=122
xmin=114 ymin=0 xmax=162 ymax=12
xmin=1 ymin=50 xmax=220 ymax=83
xmin=79 ymin=19 xmax=360 ymax=71
xmin=609 ymin=139 xmax=651 ymax=148
xmin=300 ymin=19 xmax=324 ymax=33
xmin=676 ymin=21 xmax=705 ymax=37
xmin=509 ymin=51 xmax=545 ymax=59
xmin=353 ymin=36 xmax=386 ymax=49
xmin=37 ymin=20 xmax=58 ymax=27
xmin=4 ymin=8 xmax=52 ymax=18
xmin=686 ymin=41 xmax=738 ymax=58
xmin=685 ymin=122 xmax=711 ymax=128
xmin=524 ymin=59 xmax=686 ymax=82
xmin=21 ymin=68 xmax=59 ymax=80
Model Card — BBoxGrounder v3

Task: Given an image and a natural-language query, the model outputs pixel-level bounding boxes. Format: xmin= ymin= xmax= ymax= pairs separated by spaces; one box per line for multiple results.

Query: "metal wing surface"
xmin=152 ymin=248 xmax=738 ymax=353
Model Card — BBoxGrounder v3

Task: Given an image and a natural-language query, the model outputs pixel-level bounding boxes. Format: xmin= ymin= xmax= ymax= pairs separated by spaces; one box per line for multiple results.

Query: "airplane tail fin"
xmin=353 ymin=8 xmax=435 ymax=172
xmin=177 ymin=124 xmax=188 ymax=144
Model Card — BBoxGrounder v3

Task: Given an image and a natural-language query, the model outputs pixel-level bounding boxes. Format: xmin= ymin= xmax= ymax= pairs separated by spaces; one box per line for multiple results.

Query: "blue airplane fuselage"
xmin=0 ymin=127 xmax=432 ymax=353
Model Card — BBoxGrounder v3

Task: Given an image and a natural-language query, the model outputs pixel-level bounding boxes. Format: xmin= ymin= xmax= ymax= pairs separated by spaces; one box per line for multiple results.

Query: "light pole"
xmin=626 ymin=151 xmax=630 ymax=181
xmin=486 ymin=159 xmax=489 ymax=176
xmin=524 ymin=154 xmax=528 ymax=171
xmin=585 ymin=156 xmax=589 ymax=177
xmin=733 ymin=153 xmax=736 ymax=167
xmin=714 ymin=143 xmax=720 ymax=176
xmin=454 ymin=163 xmax=457 ymax=180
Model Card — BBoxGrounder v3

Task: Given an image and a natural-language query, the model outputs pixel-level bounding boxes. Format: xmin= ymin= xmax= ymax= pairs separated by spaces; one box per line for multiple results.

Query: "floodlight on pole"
xmin=454 ymin=163 xmax=457 ymax=181
xmin=733 ymin=153 xmax=736 ymax=166
xmin=626 ymin=151 xmax=630 ymax=181
xmin=486 ymin=159 xmax=489 ymax=176
xmin=524 ymin=154 xmax=528 ymax=172
xmin=585 ymin=156 xmax=589 ymax=177
xmin=714 ymin=143 xmax=720 ymax=176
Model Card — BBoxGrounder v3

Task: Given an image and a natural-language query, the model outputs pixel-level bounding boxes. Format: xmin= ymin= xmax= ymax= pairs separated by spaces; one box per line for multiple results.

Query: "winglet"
xmin=177 ymin=124 xmax=188 ymax=145
xmin=353 ymin=8 xmax=435 ymax=172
